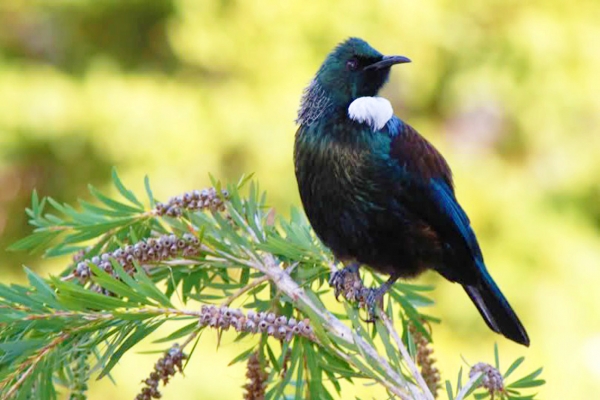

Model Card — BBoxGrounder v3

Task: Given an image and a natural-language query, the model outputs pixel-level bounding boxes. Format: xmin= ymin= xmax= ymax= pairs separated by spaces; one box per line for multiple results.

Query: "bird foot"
xmin=358 ymin=286 xmax=385 ymax=323
xmin=329 ymin=263 xmax=363 ymax=302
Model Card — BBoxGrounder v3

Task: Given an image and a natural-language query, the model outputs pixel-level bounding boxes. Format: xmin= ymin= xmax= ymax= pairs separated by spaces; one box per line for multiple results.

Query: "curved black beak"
xmin=364 ymin=55 xmax=411 ymax=71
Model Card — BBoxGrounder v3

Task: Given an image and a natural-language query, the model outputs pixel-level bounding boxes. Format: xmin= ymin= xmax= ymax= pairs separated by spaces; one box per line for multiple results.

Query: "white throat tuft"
xmin=347 ymin=96 xmax=393 ymax=131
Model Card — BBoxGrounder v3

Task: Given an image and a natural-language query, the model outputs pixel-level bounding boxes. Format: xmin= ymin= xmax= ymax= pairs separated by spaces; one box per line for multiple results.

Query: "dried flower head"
xmin=409 ymin=321 xmax=440 ymax=397
xmin=198 ymin=305 xmax=314 ymax=342
xmin=243 ymin=352 xmax=268 ymax=400
xmin=135 ymin=344 xmax=187 ymax=400
xmin=154 ymin=188 xmax=229 ymax=217
xmin=469 ymin=362 xmax=504 ymax=395
xmin=72 ymin=233 xmax=202 ymax=284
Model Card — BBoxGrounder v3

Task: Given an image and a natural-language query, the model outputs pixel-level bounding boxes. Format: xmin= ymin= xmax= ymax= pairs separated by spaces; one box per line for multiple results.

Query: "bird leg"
xmin=329 ymin=261 xmax=364 ymax=302
xmin=359 ymin=274 xmax=400 ymax=323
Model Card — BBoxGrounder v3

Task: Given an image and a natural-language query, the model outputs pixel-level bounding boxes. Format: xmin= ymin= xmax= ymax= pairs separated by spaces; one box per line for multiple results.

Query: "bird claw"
xmin=330 ymin=263 xmax=395 ymax=323
xmin=358 ymin=287 xmax=385 ymax=323
xmin=329 ymin=263 xmax=362 ymax=302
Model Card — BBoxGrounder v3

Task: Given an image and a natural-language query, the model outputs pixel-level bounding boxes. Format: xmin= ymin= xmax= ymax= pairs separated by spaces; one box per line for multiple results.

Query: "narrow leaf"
xmin=112 ymin=168 xmax=144 ymax=208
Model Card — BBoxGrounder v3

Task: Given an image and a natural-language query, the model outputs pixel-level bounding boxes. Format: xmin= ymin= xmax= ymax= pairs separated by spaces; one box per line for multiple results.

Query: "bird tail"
xmin=464 ymin=263 xmax=530 ymax=346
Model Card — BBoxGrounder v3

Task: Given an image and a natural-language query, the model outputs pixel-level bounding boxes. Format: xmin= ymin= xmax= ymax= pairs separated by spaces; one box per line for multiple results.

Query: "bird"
xmin=294 ymin=37 xmax=530 ymax=346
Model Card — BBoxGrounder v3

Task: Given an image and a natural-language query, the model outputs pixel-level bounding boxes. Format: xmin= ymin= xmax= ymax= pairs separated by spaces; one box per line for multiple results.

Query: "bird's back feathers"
xmin=387 ymin=118 xmax=529 ymax=345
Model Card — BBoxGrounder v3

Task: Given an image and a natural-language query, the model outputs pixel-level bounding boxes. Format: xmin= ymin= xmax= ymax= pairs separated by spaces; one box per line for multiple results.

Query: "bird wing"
xmin=384 ymin=117 xmax=483 ymax=281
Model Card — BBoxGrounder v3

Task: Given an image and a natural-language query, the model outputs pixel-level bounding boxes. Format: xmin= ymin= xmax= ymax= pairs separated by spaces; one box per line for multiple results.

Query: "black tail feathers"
xmin=464 ymin=268 xmax=530 ymax=347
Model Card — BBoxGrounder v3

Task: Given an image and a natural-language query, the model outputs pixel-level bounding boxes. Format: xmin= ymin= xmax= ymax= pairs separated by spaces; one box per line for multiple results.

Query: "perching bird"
xmin=294 ymin=37 xmax=529 ymax=346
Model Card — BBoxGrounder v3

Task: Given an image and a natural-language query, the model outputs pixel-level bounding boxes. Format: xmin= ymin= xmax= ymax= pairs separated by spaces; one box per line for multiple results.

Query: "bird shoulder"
xmin=389 ymin=122 xmax=454 ymax=188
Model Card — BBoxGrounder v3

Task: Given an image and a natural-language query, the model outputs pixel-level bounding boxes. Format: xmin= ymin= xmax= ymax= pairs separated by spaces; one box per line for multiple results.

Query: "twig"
xmin=381 ymin=312 xmax=435 ymax=400
xmin=223 ymin=275 xmax=269 ymax=306
xmin=180 ymin=330 xmax=199 ymax=350
xmin=455 ymin=371 xmax=482 ymax=400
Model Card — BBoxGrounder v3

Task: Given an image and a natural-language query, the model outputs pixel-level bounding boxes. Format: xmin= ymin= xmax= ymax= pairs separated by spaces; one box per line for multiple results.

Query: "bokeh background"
xmin=1 ymin=0 xmax=599 ymax=398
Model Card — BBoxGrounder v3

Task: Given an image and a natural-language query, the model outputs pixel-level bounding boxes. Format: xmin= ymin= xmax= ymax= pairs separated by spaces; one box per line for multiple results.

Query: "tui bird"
xmin=294 ymin=37 xmax=529 ymax=346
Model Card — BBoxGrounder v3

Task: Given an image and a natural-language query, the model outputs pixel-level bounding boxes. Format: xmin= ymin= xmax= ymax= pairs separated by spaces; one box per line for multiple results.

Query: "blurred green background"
xmin=1 ymin=0 xmax=599 ymax=398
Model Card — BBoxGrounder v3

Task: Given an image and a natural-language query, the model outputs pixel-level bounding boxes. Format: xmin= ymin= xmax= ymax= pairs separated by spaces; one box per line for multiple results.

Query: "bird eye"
xmin=346 ymin=58 xmax=359 ymax=71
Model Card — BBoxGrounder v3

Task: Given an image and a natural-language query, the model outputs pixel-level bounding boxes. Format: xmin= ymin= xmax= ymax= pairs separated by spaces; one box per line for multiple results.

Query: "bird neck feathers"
xmin=296 ymin=79 xmax=333 ymax=126
xmin=347 ymin=96 xmax=393 ymax=131
xmin=297 ymin=79 xmax=393 ymax=132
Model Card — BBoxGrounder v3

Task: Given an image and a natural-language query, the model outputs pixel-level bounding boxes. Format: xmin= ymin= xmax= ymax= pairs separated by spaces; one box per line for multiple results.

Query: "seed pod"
xmin=277 ymin=326 xmax=287 ymax=339
xmin=258 ymin=320 xmax=268 ymax=332
xmin=159 ymin=236 xmax=170 ymax=247
xmin=245 ymin=320 xmax=257 ymax=332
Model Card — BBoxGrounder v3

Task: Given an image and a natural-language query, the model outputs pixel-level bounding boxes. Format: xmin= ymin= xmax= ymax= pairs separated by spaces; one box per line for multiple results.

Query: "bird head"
xmin=314 ymin=38 xmax=410 ymax=105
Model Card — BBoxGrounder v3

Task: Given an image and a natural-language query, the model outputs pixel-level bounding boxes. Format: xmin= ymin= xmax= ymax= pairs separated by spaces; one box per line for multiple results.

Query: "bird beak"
xmin=364 ymin=55 xmax=411 ymax=71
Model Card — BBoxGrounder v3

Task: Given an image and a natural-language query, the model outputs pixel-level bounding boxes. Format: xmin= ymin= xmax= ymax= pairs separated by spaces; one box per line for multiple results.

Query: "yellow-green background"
xmin=1 ymin=0 xmax=599 ymax=398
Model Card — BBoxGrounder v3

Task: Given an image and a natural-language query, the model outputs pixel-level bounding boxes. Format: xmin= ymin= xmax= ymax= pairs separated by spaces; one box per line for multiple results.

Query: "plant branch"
xmin=381 ymin=312 xmax=435 ymax=400
xmin=455 ymin=371 xmax=482 ymax=400
xmin=248 ymin=253 xmax=428 ymax=399
xmin=223 ymin=274 xmax=269 ymax=306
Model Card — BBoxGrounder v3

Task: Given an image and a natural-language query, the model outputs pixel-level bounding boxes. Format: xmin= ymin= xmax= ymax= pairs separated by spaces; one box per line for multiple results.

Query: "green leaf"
xmin=0 ymin=339 xmax=46 ymax=356
xmin=295 ymin=351 xmax=306 ymax=399
xmin=394 ymin=294 xmax=431 ymax=342
xmin=236 ymin=173 xmax=255 ymax=189
xmin=375 ymin=320 xmax=401 ymax=371
xmin=154 ymin=321 xmax=199 ymax=344
xmin=88 ymin=184 xmax=143 ymax=214
xmin=79 ymin=200 xmax=133 ymax=218
xmin=88 ymin=264 xmax=152 ymax=305
xmin=268 ymin=337 xmax=303 ymax=400
xmin=24 ymin=268 xmax=58 ymax=304
xmin=304 ymin=341 xmax=324 ymax=399
xmin=228 ymin=346 xmax=256 ymax=366
xmin=52 ymin=278 xmax=131 ymax=310
xmin=7 ymin=230 xmax=60 ymax=253
xmin=504 ymin=356 xmax=525 ymax=379
xmin=144 ymin=175 xmax=155 ymax=207
xmin=132 ymin=263 xmax=174 ymax=308
xmin=98 ymin=321 xmax=163 ymax=379
xmin=405 ymin=323 xmax=417 ymax=360
xmin=445 ymin=380 xmax=454 ymax=400
xmin=494 ymin=342 xmax=500 ymax=370
xmin=509 ymin=366 xmax=544 ymax=388
xmin=112 ymin=167 xmax=144 ymax=208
